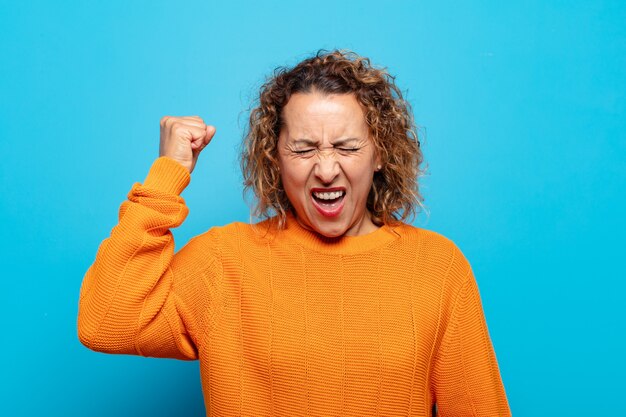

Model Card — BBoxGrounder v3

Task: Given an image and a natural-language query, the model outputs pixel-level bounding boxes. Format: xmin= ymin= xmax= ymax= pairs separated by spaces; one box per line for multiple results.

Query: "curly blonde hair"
xmin=241 ymin=49 xmax=424 ymax=227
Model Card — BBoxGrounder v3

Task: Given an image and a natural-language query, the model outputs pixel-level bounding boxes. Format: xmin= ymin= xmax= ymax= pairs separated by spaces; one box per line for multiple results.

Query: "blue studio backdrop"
xmin=1 ymin=1 xmax=624 ymax=416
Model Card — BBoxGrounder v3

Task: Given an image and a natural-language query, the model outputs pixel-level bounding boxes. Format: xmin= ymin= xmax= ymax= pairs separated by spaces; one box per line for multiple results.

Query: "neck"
xmin=292 ymin=210 xmax=381 ymax=238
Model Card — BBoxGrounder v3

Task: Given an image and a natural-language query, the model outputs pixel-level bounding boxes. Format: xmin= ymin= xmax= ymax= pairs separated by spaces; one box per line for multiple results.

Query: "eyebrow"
xmin=292 ymin=138 xmax=361 ymax=146
xmin=292 ymin=139 xmax=317 ymax=147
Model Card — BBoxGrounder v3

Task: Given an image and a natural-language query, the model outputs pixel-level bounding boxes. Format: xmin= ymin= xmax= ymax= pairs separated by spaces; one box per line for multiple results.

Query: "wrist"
xmin=142 ymin=156 xmax=191 ymax=195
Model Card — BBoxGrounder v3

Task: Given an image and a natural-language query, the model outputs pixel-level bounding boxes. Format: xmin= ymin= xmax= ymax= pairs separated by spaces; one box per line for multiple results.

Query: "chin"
xmin=316 ymin=227 xmax=346 ymax=239
xmin=295 ymin=214 xmax=345 ymax=238
xmin=310 ymin=218 xmax=351 ymax=238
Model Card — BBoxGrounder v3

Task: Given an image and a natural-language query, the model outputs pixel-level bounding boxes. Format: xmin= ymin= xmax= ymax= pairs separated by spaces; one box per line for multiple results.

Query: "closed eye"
xmin=291 ymin=147 xmax=361 ymax=155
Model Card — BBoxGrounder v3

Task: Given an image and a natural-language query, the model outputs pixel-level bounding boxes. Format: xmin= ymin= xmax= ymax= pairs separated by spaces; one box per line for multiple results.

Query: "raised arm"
xmin=77 ymin=117 xmax=217 ymax=360
xmin=431 ymin=265 xmax=511 ymax=416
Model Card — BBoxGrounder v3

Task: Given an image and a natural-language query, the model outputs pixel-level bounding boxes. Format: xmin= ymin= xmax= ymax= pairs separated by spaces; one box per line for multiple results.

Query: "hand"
xmin=159 ymin=116 xmax=216 ymax=173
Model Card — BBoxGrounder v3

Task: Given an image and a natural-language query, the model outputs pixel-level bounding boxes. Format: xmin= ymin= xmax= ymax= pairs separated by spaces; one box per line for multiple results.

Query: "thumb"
xmin=192 ymin=125 xmax=216 ymax=154
xmin=205 ymin=125 xmax=216 ymax=142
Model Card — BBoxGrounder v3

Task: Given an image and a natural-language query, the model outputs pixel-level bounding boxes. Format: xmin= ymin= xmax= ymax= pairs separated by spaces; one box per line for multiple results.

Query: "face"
xmin=277 ymin=91 xmax=381 ymax=238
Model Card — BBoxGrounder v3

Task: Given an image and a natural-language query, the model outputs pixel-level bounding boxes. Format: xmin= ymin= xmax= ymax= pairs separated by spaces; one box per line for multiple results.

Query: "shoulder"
xmin=390 ymin=223 xmax=464 ymax=258
xmin=390 ymin=223 xmax=456 ymax=248
xmin=181 ymin=220 xmax=273 ymax=253
xmin=390 ymin=223 xmax=473 ymax=284
xmin=391 ymin=225 xmax=478 ymax=324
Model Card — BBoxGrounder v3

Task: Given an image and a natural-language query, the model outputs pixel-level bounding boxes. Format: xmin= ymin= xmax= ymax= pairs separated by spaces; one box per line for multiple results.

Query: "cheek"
xmin=280 ymin=161 xmax=310 ymax=191
xmin=346 ymin=162 xmax=376 ymax=190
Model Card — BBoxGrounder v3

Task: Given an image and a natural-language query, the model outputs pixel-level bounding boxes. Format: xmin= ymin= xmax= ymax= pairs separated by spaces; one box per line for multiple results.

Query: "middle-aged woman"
xmin=77 ymin=49 xmax=511 ymax=416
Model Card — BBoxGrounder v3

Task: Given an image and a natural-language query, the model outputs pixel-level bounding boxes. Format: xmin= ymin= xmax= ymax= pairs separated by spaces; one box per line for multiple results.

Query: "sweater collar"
xmin=274 ymin=212 xmax=400 ymax=255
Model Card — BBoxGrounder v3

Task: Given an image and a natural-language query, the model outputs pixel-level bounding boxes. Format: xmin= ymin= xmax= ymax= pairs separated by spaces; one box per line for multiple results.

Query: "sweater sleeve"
xmin=77 ymin=156 xmax=200 ymax=361
xmin=431 ymin=267 xmax=511 ymax=416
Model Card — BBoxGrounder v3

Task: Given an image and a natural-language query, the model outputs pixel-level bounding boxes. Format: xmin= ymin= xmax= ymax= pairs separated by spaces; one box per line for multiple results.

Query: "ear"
xmin=374 ymin=150 xmax=383 ymax=172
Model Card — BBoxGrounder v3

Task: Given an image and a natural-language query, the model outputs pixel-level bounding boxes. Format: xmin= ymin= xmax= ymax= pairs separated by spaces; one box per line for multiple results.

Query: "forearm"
xmin=77 ymin=157 xmax=191 ymax=354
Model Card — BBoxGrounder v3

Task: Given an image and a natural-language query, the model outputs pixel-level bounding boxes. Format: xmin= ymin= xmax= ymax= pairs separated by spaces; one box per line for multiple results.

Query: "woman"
xmin=77 ymin=50 xmax=511 ymax=416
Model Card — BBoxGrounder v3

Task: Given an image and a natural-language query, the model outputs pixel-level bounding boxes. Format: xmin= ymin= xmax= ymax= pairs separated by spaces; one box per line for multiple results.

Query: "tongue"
xmin=314 ymin=195 xmax=344 ymax=207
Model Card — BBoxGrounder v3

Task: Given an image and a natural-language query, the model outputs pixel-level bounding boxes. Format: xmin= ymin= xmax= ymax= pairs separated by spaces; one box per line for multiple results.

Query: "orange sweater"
xmin=77 ymin=156 xmax=511 ymax=417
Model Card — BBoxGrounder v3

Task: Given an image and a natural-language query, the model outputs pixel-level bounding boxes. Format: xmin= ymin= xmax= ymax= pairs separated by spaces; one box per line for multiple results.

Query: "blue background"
xmin=1 ymin=0 xmax=624 ymax=416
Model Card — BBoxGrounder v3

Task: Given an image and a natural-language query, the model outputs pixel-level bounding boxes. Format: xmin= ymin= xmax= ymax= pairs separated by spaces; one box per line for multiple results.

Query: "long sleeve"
xmin=431 ymin=269 xmax=511 ymax=416
xmin=77 ymin=156 xmax=199 ymax=360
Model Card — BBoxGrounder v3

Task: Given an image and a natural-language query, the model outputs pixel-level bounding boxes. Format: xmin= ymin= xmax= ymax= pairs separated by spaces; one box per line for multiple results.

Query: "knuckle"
xmin=166 ymin=118 xmax=178 ymax=129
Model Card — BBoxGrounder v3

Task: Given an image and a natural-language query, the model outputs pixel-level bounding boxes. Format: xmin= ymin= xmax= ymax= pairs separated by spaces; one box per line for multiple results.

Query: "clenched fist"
xmin=159 ymin=116 xmax=216 ymax=173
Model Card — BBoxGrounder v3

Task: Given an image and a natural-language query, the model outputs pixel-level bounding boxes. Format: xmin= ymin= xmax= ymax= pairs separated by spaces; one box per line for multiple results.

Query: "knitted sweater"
xmin=77 ymin=156 xmax=511 ymax=417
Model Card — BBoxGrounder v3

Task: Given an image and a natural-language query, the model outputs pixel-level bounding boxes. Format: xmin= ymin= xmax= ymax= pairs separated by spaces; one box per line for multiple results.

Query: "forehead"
xmin=280 ymin=92 xmax=369 ymax=140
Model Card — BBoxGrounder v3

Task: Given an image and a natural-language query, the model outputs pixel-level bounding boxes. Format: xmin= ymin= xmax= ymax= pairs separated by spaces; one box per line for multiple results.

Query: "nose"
xmin=314 ymin=149 xmax=340 ymax=184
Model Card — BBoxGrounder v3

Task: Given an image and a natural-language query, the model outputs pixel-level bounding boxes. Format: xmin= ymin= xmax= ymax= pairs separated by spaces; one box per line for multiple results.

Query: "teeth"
xmin=313 ymin=190 xmax=344 ymax=200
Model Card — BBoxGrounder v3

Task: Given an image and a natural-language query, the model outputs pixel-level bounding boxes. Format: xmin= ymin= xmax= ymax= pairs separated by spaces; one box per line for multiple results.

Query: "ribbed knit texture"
xmin=77 ymin=156 xmax=511 ymax=417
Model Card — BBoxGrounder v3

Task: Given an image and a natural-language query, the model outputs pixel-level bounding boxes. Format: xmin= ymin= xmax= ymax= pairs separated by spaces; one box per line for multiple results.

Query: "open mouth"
xmin=311 ymin=189 xmax=346 ymax=217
